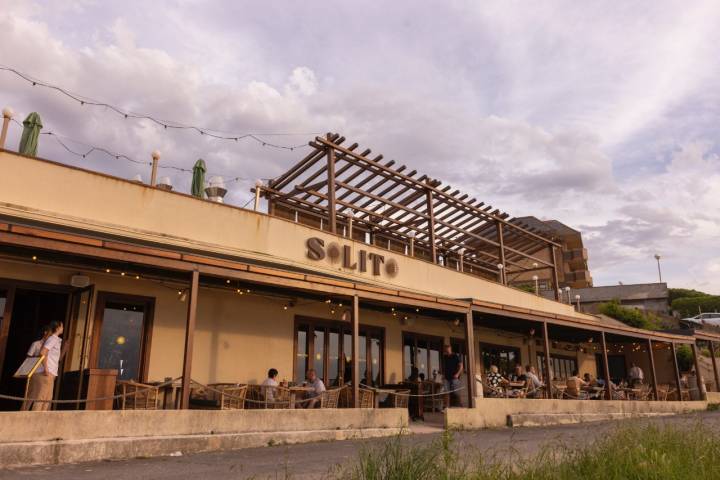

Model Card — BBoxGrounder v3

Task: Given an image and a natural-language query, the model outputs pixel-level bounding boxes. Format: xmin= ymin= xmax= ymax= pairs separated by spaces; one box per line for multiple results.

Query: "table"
xmin=288 ymin=386 xmax=315 ymax=409
xmin=503 ymin=381 xmax=525 ymax=398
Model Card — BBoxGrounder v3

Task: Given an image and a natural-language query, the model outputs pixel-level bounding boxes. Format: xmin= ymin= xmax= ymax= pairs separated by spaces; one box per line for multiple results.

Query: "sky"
xmin=0 ymin=1 xmax=718 ymax=293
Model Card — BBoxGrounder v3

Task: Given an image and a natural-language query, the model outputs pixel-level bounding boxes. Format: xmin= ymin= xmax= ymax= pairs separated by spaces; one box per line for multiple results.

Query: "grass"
xmin=337 ymin=423 xmax=720 ymax=480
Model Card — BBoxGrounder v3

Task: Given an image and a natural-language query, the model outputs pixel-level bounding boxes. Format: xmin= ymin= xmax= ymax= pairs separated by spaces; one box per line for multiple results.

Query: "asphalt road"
xmin=3 ymin=412 xmax=719 ymax=480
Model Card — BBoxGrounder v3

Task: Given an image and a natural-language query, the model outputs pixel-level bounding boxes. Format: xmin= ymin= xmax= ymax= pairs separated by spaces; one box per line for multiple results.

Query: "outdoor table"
xmin=288 ymin=386 xmax=314 ymax=409
xmin=504 ymin=381 xmax=525 ymax=397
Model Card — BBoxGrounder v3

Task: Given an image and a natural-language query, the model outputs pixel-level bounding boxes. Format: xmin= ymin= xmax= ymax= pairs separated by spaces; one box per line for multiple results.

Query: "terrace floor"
xmin=4 ymin=411 xmax=719 ymax=480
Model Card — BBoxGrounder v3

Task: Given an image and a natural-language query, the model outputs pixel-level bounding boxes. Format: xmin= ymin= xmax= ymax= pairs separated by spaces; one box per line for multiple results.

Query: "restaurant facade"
xmin=0 ymin=134 xmax=718 ymax=416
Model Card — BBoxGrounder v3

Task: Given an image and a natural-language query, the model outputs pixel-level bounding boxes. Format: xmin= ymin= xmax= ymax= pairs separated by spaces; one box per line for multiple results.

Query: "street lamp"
xmin=575 ymin=294 xmax=581 ymax=310
xmin=532 ymin=275 xmax=539 ymax=295
xmin=654 ymin=254 xmax=662 ymax=282
xmin=565 ymin=286 xmax=571 ymax=304
xmin=497 ymin=263 xmax=505 ymax=285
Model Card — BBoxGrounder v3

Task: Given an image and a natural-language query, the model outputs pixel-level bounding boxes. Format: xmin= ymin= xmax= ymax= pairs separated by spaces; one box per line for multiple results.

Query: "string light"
xmin=1 ymin=65 xmax=317 ymax=151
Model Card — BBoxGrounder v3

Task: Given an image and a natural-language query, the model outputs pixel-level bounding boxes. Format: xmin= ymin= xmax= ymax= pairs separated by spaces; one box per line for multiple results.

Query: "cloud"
xmin=0 ymin=2 xmax=719 ymax=293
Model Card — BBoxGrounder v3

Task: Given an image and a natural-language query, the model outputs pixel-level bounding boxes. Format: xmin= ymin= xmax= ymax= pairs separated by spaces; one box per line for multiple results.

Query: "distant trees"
xmin=598 ymin=299 xmax=663 ymax=330
xmin=669 ymin=288 xmax=720 ymax=317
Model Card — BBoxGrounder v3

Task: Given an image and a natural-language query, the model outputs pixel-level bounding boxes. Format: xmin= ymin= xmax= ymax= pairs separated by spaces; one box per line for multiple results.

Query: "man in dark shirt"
xmin=442 ymin=344 xmax=464 ymax=407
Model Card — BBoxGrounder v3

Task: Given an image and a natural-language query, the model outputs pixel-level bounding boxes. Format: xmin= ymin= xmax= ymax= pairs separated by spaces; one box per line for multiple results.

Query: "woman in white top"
xmin=27 ymin=321 xmax=64 ymax=411
xmin=21 ymin=325 xmax=51 ymax=411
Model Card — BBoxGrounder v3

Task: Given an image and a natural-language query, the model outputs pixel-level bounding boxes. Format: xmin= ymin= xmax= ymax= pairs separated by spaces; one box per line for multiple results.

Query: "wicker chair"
xmin=216 ymin=384 xmax=248 ymax=410
xmin=392 ymin=389 xmax=410 ymax=409
xmin=320 ymin=387 xmax=344 ymax=408
xmin=264 ymin=385 xmax=291 ymax=409
xmin=359 ymin=388 xmax=375 ymax=408
xmin=116 ymin=380 xmax=160 ymax=410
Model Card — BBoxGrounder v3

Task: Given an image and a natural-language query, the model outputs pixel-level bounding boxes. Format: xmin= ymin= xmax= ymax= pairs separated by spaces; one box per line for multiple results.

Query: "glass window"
xmin=96 ymin=301 xmax=146 ymax=381
xmin=313 ymin=329 xmax=325 ymax=378
xmin=537 ymin=354 xmax=577 ymax=381
xmin=358 ymin=334 xmax=367 ymax=385
xmin=294 ymin=326 xmax=308 ymax=383
xmin=370 ymin=335 xmax=382 ymax=386
xmin=403 ymin=333 xmax=444 ymax=382
xmin=480 ymin=343 xmax=521 ymax=377
xmin=328 ymin=329 xmax=340 ymax=386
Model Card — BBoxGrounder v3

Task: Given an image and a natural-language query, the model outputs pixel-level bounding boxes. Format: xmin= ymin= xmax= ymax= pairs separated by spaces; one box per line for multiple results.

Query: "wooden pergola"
xmin=265 ymin=133 xmax=562 ymax=298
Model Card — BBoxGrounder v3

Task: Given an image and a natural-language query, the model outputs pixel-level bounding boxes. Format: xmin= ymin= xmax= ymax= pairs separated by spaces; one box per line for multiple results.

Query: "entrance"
xmin=0 ymin=288 xmax=69 ymax=410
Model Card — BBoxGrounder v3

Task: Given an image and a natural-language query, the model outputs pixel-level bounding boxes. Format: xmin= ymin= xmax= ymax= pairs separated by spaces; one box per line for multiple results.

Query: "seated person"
xmin=407 ymin=366 xmax=420 ymax=382
xmin=304 ymin=369 xmax=326 ymax=408
xmin=261 ymin=368 xmax=280 ymax=402
xmin=418 ymin=373 xmax=426 ymax=382
xmin=566 ymin=370 xmax=588 ymax=398
xmin=524 ymin=365 xmax=544 ymax=398
xmin=485 ymin=365 xmax=508 ymax=397
xmin=509 ymin=365 xmax=526 ymax=383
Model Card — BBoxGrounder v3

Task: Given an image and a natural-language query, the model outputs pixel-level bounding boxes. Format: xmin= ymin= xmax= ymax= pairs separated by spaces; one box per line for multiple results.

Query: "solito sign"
xmin=306 ymin=237 xmax=399 ymax=277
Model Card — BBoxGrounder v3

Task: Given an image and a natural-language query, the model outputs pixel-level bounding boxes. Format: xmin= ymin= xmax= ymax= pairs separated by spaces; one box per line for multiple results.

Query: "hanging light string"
xmin=8 ymin=118 xmax=268 ymax=184
xmin=1 ymin=65 xmax=319 ymax=151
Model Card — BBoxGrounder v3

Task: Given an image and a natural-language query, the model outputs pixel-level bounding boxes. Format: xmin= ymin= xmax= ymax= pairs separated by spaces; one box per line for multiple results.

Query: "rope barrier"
xmin=359 ymin=383 xmax=466 ymax=398
xmin=0 ymin=377 xmax=182 ymax=404
xmin=190 ymin=379 xmax=327 ymax=407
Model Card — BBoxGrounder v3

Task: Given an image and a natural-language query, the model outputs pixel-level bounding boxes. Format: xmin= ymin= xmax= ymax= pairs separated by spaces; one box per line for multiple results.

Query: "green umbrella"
xmin=18 ymin=112 xmax=43 ymax=156
xmin=191 ymin=159 xmax=207 ymax=198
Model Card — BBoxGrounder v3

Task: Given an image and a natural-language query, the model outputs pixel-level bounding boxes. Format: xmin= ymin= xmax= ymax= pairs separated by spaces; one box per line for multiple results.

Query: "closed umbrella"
xmin=191 ymin=159 xmax=206 ymax=198
xmin=18 ymin=112 xmax=43 ymax=156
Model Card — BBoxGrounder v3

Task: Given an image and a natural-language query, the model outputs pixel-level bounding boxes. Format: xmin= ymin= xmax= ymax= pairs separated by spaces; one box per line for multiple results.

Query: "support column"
xmin=550 ymin=246 xmax=561 ymax=301
xmin=426 ymin=185 xmax=436 ymax=263
xmin=464 ymin=310 xmax=476 ymax=408
xmin=670 ymin=343 xmax=682 ymax=402
xmin=180 ymin=269 xmax=199 ymax=409
xmin=542 ymin=321 xmax=553 ymax=399
xmin=709 ymin=341 xmax=720 ymax=393
xmin=600 ymin=332 xmax=612 ymax=400
xmin=150 ymin=150 xmax=160 ymax=187
xmin=351 ymin=295 xmax=360 ymax=408
xmin=647 ymin=339 xmax=658 ymax=400
xmin=691 ymin=343 xmax=706 ymax=400
xmin=496 ymin=222 xmax=506 ymax=285
xmin=326 ymin=135 xmax=337 ymax=234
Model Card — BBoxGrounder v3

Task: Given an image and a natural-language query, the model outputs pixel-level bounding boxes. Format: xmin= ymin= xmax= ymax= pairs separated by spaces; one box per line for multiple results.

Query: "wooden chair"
xmin=359 ymin=388 xmax=375 ymax=408
xmin=392 ymin=389 xmax=410 ymax=409
xmin=321 ymin=387 xmax=343 ymax=408
xmin=116 ymin=380 xmax=160 ymax=410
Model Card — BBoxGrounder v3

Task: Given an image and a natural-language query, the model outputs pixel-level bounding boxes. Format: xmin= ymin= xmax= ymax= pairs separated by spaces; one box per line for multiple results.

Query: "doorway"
xmin=0 ymin=288 xmax=69 ymax=410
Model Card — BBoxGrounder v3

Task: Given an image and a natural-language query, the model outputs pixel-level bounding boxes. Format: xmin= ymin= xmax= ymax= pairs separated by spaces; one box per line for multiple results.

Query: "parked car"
xmin=681 ymin=312 xmax=720 ymax=327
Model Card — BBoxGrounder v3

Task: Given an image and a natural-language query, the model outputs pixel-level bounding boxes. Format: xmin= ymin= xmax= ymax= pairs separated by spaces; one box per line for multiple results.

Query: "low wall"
xmin=446 ymin=399 xmax=707 ymax=429
xmin=706 ymin=392 xmax=720 ymax=404
xmin=0 ymin=408 xmax=407 ymax=467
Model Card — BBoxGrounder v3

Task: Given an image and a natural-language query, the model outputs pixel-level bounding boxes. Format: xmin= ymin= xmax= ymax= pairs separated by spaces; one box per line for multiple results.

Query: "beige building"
xmin=0 ymin=135 xmax=715 ymax=413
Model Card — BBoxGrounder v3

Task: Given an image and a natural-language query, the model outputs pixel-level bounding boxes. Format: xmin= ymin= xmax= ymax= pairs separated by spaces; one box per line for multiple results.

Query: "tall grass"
xmin=339 ymin=423 xmax=720 ymax=480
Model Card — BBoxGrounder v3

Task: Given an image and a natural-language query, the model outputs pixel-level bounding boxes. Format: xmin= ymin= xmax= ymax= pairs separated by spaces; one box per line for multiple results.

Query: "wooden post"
xmin=647 ymin=339 xmax=658 ymax=400
xmin=352 ymin=295 xmax=360 ymax=408
xmin=326 ymin=135 xmax=337 ymax=234
xmin=180 ymin=270 xmax=199 ymax=409
xmin=709 ymin=341 xmax=720 ymax=393
xmin=691 ymin=343 xmax=706 ymax=400
xmin=670 ymin=343 xmax=682 ymax=402
xmin=496 ymin=221 xmax=506 ymax=284
xmin=426 ymin=183 xmax=436 ymax=263
xmin=600 ymin=332 xmax=612 ymax=400
xmin=464 ymin=310 xmax=476 ymax=407
xmin=542 ymin=321 xmax=553 ymax=399
xmin=150 ymin=150 xmax=160 ymax=187
xmin=550 ymin=247 xmax=561 ymax=301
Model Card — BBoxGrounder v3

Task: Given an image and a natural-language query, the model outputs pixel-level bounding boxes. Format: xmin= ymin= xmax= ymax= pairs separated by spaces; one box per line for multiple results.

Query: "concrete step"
xmin=508 ymin=412 xmax=674 ymax=428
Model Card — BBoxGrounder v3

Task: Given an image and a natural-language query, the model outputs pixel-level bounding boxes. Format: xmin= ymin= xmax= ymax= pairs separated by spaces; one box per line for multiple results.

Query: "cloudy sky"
xmin=1 ymin=1 xmax=718 ymax=293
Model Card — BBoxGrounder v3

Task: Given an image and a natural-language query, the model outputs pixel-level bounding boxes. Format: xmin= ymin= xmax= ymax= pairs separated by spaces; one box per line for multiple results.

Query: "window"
xmin=480 ymin=343 xmax=521 ymax=377
xmin=91 ymin=293 xmax=154 ymax=382
xmin=403 ymin=333 xmax=443 ymax=381
xmin=537 ymin=353 xmax=578 ymax=381
xmin=294 ymin=317 xmax=384 ymax=387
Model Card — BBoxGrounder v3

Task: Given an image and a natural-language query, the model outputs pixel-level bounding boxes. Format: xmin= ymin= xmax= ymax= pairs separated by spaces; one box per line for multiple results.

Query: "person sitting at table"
xmin=485 ymin=365 xmax=507 ymax=397
xmin=509 ymin=364 xmax=526 ymax=383
xmin=524 ymin=365 xmax=544 ymax=398
xmin=419 ymin=373 xmax=426 ymax=382
xmin=261 ymin=368 xmax=280 ymax=402
xmin=303 ymin=369 xmax=326 ymax=408
xmin=407 ymin=366 xmax=420 ymax=382
xmin=628 ymin=362 xmax=644 ymax=387
xmin=566 ymin=370 xmax=588 ymax=399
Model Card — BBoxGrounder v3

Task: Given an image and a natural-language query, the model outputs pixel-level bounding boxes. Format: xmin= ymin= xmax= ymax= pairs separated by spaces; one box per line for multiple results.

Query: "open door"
xmin=57 ymin=286 xmax=95 ymax=409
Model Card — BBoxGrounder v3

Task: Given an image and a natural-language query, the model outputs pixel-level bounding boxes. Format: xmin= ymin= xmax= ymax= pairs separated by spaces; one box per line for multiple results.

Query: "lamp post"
xmin=407 ymin=230 xmax=416 ymax=257
xmin=654 ymin=254 xmax=662 ymax=282
xmin=575 ymin=294 xmax=581 ymax=310
xmin=532 ymin=275 xmax=539 ymax=295
xmin=497 ymin=263 xmax=505 ymax=285
xmin=458 ymin=247 xmax=466 ymax=272
xmin=150 ymin=150 xmax=161 ymax=187
xmin=565 ymin=286 xmax=571 ymax=304
xmin=254 ymin=179 xmax=263 ymax=211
